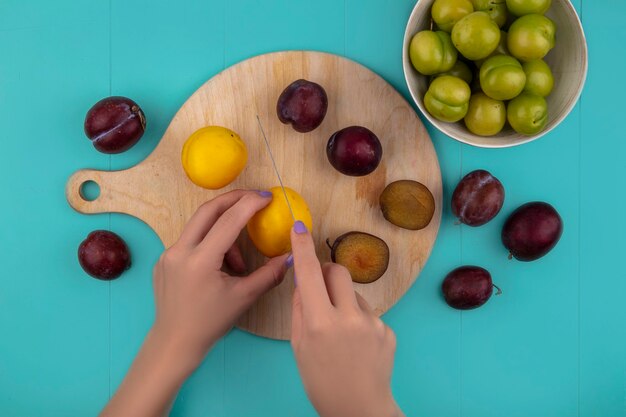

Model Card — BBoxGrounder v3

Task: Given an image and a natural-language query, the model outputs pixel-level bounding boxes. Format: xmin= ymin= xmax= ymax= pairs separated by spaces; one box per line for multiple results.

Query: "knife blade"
xmin=255 ymin=115 xmax=296 ymax=222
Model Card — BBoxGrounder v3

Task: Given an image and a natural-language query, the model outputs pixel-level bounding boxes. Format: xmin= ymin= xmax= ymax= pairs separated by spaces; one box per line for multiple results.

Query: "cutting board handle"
xmin=66 ymin=168 xmax=133 ymax=215
xmin=66 ymin=167 xmax=174 ymax=246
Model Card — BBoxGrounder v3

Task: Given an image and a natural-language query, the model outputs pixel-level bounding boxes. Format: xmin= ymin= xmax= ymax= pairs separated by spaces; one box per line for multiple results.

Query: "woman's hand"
xmin=152 ymin=189 xmax=289 ymax=369
xmin=101 ymin=190 xmax=289 ymax=417
xmin=289 ymin=221 xmax=403 ymax=417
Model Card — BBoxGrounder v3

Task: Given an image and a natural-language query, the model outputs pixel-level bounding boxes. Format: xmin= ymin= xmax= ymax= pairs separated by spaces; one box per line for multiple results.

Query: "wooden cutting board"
xmin=66 ymin=51 xmax=442 ymax=340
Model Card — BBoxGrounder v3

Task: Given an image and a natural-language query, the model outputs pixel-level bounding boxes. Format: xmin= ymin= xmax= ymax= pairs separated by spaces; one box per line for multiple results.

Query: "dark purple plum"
xmin=78 ymin=230 xmax=131 ymax=280
xmin=277 ymin=79 xmax=328 ymax=133
xmin=442 ymin=266 xmax=499 ymax=310
xmin=452 ymin=169 xmax=505 ymax=226
xmin=502 ymin=202 xmax=563 ymax=261
xmin=326 ymin=126 xmax=382 ymax=176
xmin=84 ymin=96 xmax=146 ymax=154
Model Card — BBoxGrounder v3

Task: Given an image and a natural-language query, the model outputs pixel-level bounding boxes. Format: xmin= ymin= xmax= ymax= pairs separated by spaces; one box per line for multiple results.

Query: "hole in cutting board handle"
xmin=79 ymin=180 xmax=100 ymax=202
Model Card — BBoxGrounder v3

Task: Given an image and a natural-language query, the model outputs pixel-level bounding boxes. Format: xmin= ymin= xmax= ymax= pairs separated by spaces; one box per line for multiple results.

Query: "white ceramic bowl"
xmin=402 ymin=0 xmax=588 ymax=148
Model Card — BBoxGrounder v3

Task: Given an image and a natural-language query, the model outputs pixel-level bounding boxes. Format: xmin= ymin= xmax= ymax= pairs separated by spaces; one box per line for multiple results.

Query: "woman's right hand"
xmin=289 ymin=221 xmax=403 ymax=417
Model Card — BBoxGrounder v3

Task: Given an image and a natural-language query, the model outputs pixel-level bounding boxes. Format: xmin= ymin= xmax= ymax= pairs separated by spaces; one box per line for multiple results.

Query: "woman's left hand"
xmin=152 ymin=189 xmax=289 ymax=370
xmin=101 ymin=189 xmax=289 ymax=417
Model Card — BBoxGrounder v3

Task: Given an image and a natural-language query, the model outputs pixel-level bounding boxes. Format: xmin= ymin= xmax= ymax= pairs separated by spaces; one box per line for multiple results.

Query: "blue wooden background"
xmin=1 ymin=0 xmax=624 ymax=416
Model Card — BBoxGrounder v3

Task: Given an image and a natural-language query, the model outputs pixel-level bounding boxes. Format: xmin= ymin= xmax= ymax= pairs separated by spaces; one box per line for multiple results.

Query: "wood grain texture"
xmin=66 ymin=51 xmax=442 ymax=340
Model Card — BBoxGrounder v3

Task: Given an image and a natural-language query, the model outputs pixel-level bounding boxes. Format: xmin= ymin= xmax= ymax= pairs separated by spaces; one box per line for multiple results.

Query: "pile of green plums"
xmin=410 ymin=0 xmax=556 ymax=136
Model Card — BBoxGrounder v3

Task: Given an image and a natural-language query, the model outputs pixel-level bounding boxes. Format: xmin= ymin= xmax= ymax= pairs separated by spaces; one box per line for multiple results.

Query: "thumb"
xmin=236 ymin=254 xmax=289 ymax=301
xmin=355 ymin=291 xmax=374 ymax=314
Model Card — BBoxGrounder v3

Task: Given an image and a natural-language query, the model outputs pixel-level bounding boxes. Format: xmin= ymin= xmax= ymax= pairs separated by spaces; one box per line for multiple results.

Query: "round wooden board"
xmin=66 ymin=51 xmax=442 ymax=340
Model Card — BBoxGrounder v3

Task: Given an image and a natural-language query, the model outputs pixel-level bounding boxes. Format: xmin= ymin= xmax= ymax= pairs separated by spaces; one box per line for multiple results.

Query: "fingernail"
xmin=293 ymin=220 xmax=307 ymax=234
xmin=285 ymin=253 xmax=294 ymax=269
xmin=258 ymin=191 xmax=272 ymax=198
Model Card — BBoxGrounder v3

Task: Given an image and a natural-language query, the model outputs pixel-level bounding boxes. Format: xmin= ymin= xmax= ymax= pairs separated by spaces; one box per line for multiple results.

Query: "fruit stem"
xmin=508 ymin=252 xmax=513 ymax=260
xmin=454 ymin=220 xmax=461 ymax=226
xmin=493 ymin=284 xmax=503 ymax=296
xmin=325 ymin=238 xmax=333 ymax=250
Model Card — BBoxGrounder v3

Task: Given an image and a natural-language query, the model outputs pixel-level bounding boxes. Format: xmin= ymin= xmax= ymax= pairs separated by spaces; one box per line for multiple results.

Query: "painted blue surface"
xmin=0 ymin=1 xmax=624 ymax=416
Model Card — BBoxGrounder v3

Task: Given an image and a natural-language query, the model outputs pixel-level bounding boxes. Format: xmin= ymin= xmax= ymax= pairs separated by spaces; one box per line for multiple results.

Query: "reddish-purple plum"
xmin=502 ymin=201 xmax=563 ymax=261
xmin=442 ymin=266 xmax=499 ymax=310
xmin=78 ymin=230 xmax=131 ymax=280
xmin=84 ymin=96 xmax=146 ymax=154
xmin=452 ymin=169 xmax=505 ymax=226
xmin=277 ymin=79 xmax=328 ymax=133
xmin=326 ymin=126 xmax=382 ymax=176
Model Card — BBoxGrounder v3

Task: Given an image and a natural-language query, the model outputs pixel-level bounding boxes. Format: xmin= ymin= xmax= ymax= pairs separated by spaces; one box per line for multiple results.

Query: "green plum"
xmin=506 ymin=0 xmax=551 ymax=16
xmin=464 ymin=92 xmax=506 ymax=136
xmin=507 ymin=92 xmax=548 ymax=135
xmin=480 ymin=55 xmax=526 ymax=100
xmin=432 ymin=0 xmax=474 ymax=32
xmin=471 ymin=0 xmax=508 ymax=28
xmin=452 ymin=12 xmax=501 ymax=60
xmin=522 ymin=59 xmax=554 ymax=97
xmin=508 ymin=14 xmax=556 ymax=62
xmin=424 ymin=75 xmax=471 ymax=122
xmin=431 ymin=60 xmax=474 ymax=85
xmin=475 ymin=30 xmax=509 ymax=67
xmin=409 ymin=30 xmax=458 ymax=75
